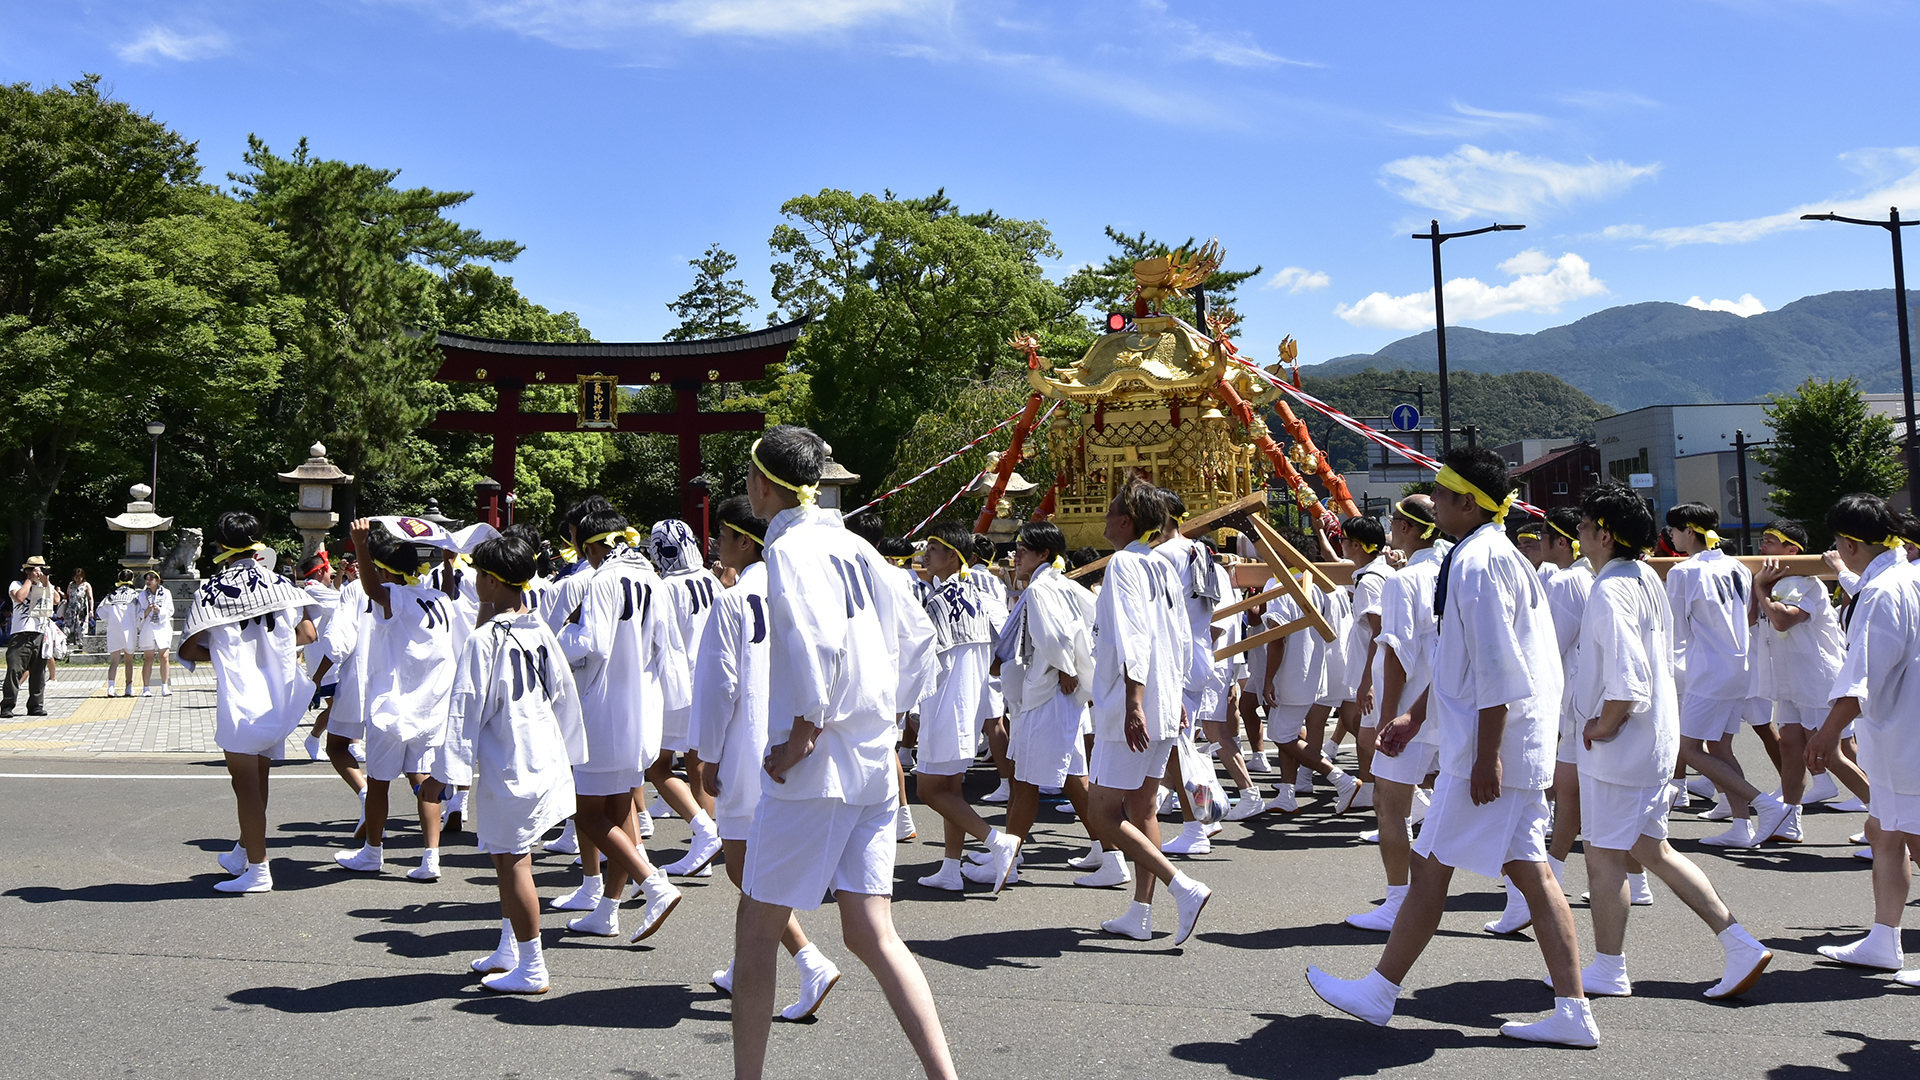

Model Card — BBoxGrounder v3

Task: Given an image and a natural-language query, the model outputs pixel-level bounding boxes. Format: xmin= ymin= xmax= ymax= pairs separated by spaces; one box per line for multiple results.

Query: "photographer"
xmin=4 ymin=556 xmax=58 ymax=717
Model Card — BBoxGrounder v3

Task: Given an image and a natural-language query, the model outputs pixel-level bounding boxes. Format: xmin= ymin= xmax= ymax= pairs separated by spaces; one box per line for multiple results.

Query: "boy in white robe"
xmin=697 ymin=496 xmax=843 ymax=1019
xmin=1665 ymin=502 xmax=1791 ymax=847
xmin=732 ymin=426 xmax=951 ymax=1080
xmin=1082 ymin=479 xmax=1213 ymax=942
xmin=649 ymin=518 xmax=729 ymax=877
xmin=335 ymin=518 xmax=461 ymax=881
xmin=1807 ymin=495 xmax=1920 ymax=983
xmin=312 ymin=563 xmax=371 ymax=837
xmin=552 ymin=509 xmax=687 ymax=942
xmin=912 ymin=521 xmax=1019 ymax=893
xmin=1310 ymin=447 xmax=1595 ymax=1048
xmin=1260 ymin=574 xmax=1365 ymax=815
xmin=178 ymin=513 xmax=319 ymax=894
xmin=1750 ymin=522 xmax=1860 ymax=838
xmin=1568 ymin=483 xmax=1771 ymax=999
xmin=996 ymin=522 xmax=1097 ymax=879
xmin=970 ymin=534 xmax=1018 ymax=805
xmin=424 ymin=534 xmax=585 ymax=994
xmin=537 ymin=499 xmax=619 ymax=857
xmin=1338 ymin=516 xmax=1393 ymax=797
xmin=1348 ymin=497 xmax=1444 ymax=932
xmin=96 ymin=571 xmax=139 ymax=697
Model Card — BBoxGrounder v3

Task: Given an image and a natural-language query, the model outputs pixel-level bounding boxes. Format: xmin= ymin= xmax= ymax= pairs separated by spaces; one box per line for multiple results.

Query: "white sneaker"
xmin=982 ymin=778 xmax=1012 ymax=804
xmin=1305 ymin=967 xmax=1399 ymax=1027
xmin=1484 ymin=878 xmax=1533 ymax=934
xmin=1225 ymin=793 xmax=1267 ymax=821
xmin=1805 ymin=771 xmax=1842 ymax=805
xmin=629 ymin=874 xmax=683 ymax=942
xmin=1330 ymin=770 xmax=1362 ymax=814
xmin=1817 ymin=924 xmax=1904 ymax=970
xmin=1161 ymin=820 xmax=1211 ymax=856
xmin=543 ymin=820 xmax=580 ymax=855
xmin=1699 ymin=793 xmax=1732 ymax=820
xmin=1849 ymin=831 xmax=1869 ymax=845
xmin=917 ymin=858 xmax=965 ymax=891
xmin=1705 ymin=925 xmax=1772 ymax=999
xmin=1169 ymin=873 xmax=1213 ymax=945
xmin=782 ymin=946 xmax=842 ymax=1020
xmin=1856 ymin=847 xmax=1875 ymax=861
xmin=1068 ymin=842 xmax=1106 ymax=870
xmin=407 ymin=850 xmax=441 ymax=881
xmin=550 ymin=875 xmax=603 ymax=912
xmin=473 ymin=919 xmax=517 ymax=974
xmin=1101 ymin=900 xmax=1152 ymax=941
xmin=1700 ymin=819 xmax=1758 ymax=848
xmin=1346 ymin=885 xmax=1407 ymax=931
xmin=1204 ymin=820 xmax=1224 ymax=838
xmin=1074 ymin=849 xmax=1131 ymax=888
xmin=895 ymin=802 xmax=917 ymax=841
xmin=1500 ymin=998 xmax=1599 ymax=1048
xmin=333 ymin=844 xmax=383 ymax=873
xmin=481 ymin=938 xmax=550 ymax=995
xmin=218 ymin=842 xmax=248 ymax=877
xmin=1248 ymin=752 xmax=1273 ymax=773
xmin=213 ymin=861 xmax=272 ymax=893
xmin=568 ymin=896 xmax=620 ymax=937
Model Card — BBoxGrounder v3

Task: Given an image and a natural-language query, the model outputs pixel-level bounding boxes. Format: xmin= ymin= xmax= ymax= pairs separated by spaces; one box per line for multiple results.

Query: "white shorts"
xmin=660 ymin=706 xmax=695 ymax=755
xmin=1557 ymin=711 xmax=1581 ymax=764
xmin=1578 ymin=775 xmax=1673 ymax=851
xmin=1412 ymin=772 xmax=1550 ymax=879
xmin=1372 ymin=739 xmax=1439 ymax=787
xmin=1089 ymin=736 xmax=1172 ymax=792
xmin=328 ymin=714 xmax=365 ymax=741
xmin=573 ymin=766 xmax=644 ymax=798
xmin=1743 ymin=697 xmax=1776 ymax=727
xmin=1010 ymin=693 xmax=1090 ymax=788
xmin=136 ymin=626 xmax=172 ymax=652
xmin=717 ymin=812 xmax=754 ymax=843
xmin=105 ymin=626 xmax=132 ymax=654
xmin=1869 ymin=788 xmax=1920 ymax=836
xmin=743 ymin=795 xmax=895 ymax=911
xmin=1266 ymin=703 xmax=1311 ymax=740
xmin=916 ymin=757 xmax=970 ymax=777
xmin=1679 ymin=694 xmax=1746 ymax=742
xmin=1773 ymin=700 xmax=1827 ymax=730
xmin=364 ymin=726 xmax=436 ymax=783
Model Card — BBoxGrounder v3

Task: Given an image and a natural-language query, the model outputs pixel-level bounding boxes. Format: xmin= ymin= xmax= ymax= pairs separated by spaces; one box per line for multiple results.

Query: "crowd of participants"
xmin=177 ymin=426 xmax=1920 ymax=1072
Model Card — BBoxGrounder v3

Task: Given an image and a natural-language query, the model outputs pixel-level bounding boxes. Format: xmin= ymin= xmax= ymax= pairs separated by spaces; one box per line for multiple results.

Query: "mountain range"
xmin=1300 ymin=289 xmax=1920 ymax=412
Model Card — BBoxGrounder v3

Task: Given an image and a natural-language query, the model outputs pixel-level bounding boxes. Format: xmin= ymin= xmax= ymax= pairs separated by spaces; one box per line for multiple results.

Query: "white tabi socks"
xmin=334 ymin=843 xmax=383 ymax=873
xmin=1704 ymin=924 xmax=1772 ymax=999
xmin=1500 ymin=997 xmax=1599 ymax=1048
xmin=1345 ymin=883 xmax=1408 ymax=932
xmin=482 ymin=936 xmax=550 ymax=994
xmin=1161 ymin=819 xmax=1212 ymax=855
xmin=628 ymin=873 xmax=683 ymax=943
xmin=1485 ymin=876 xmax=1534 ymax=934
xmin=542 ymin=819 xmax=579 ymax=855
xmin=472 ymin=918 xmax=516 ymax=974
xmin=1306 ymin=967 xmax=1400 ymax=1027
xmin=663 ymin=812 xmax=722 ymax=876
xmin=1068 ymin=840 xmax=1106 ymax=870
xmin=213 ymin=860 xmax=272 ymax=893
xmin=1101 ymin=901 xmax=1152 ymax=940
xmin=1073 ymin=849 xmax=1131 ymax=888
xmin=218 ymin=842 xmax=248 ymax=877
xmin=917 ymin=857 xmax=965 ymax=891
xmin=782 ymin=944 xmax=842 ymax=1020
xmin=568 ymin=894 xmax=620 ymax=937
xmin=407 ymin=847 xmax=440 ymax=881
xmin=551 ymin=873 xmax=603 ymax=912
xmin=1817 ymin=922 xmax=1905 ymax=970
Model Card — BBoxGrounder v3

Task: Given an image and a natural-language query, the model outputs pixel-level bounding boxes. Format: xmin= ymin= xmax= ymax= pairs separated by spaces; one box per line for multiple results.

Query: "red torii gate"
xmin=430 ymin=318 xmax=809 ymax=528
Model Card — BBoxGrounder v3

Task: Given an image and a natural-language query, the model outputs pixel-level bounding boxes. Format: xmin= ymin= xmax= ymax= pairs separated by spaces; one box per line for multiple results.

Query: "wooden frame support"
xmin=1064 ymin=490 xmax=1268 ymax=581
xmin=1216 ymin=614 xmax=1316 ymax=662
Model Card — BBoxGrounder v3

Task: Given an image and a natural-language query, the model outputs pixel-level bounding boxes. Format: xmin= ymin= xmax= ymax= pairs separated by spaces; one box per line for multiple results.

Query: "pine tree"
xmin=665 ymin=244 xmax=758 ymax=340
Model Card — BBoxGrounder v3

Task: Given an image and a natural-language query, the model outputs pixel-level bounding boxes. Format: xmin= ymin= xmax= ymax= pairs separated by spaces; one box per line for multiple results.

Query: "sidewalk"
xmin=0 ymin=670 xmax=311 ymax=757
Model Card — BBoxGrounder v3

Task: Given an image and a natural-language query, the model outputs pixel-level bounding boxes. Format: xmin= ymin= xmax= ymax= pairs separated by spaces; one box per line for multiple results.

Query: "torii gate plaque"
xmin=430 ymin=317 xmax=809 ymax=526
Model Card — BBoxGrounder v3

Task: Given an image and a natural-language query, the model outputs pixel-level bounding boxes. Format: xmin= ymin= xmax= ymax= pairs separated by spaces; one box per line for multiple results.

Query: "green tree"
xmin=233 ymin=137 xmax=521 ymax=522
xmin=1299 ymin=367 xmax=1613 ymax=473
xmin=870 ymin=371 xmax=1066 ymax=535
xmin=1058 ymin=225 xmax=1263 ymax=331
xmin=665 ymin=244 xmax=758 ymax=340
xmin=768 ymin=188 xmax=1088 ymax=490
xmin=1756 ymin=377 xmax=1905 ymax=547
xmin=0 ymin=77 xmax=294 ymax=567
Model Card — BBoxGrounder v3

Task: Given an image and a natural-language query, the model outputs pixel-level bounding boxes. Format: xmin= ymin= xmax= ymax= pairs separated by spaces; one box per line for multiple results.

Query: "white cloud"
xmin=1555 ymin=89 xmax=1661 ymax=111
xmin=1335 ymin=250 xmax=1608 ymax=330
xmin=115 ymin=26 xmax=229 ymax=62
xmin=1263 ymin=267 xmax=1330 ymax=293
xmin=1686 ymin=293 xmax=1768 ymax=317
xmin=434 ymin=0 xmax=943 ymax=46
xmin=1604 ymin=147 xmax=1920 ymax=247
xmin=1388 ymin=100 xmax=1550 ymax=138
xmin=1382 ymin=144 xmax=1660 ymax=220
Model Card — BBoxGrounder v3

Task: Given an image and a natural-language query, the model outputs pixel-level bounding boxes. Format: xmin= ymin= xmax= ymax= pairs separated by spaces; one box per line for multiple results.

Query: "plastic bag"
xmin=1176 ymin=728 xmax=1228 ymax=825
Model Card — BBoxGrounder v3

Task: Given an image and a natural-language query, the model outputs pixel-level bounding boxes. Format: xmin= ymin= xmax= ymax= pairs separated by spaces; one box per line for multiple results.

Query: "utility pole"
xmin=1412 ymin=220 xmax=1526 ymax=454
xmin=1733 ymin=429 xmax=1775 ymax=555
xmin=1802 ymin=207 xmax=1920 ymax=502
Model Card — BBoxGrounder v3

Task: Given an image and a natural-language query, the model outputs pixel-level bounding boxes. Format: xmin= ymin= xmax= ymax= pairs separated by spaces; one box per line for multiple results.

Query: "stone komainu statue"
xmin=158 ymin=527 xmax=204 ymax=579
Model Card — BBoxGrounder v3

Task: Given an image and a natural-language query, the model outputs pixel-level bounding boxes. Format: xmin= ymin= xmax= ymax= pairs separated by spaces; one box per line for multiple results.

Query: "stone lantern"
xmin=105 ymin=484 xmax=173 ymax=571
xmin=966 ymin=451 xmax=1038 ymax=543
xmin=278 ymin=443 xmax=355 ymax=559
xmin=816 ymin=445 xmax=860 ymax=512
xmin=419 ymin=498 xmax=462 ymax=529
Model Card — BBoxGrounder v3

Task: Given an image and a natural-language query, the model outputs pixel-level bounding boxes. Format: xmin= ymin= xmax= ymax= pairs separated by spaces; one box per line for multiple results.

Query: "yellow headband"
xmin=930 ymin=535 xmax=970 ymax=577
xmin=1762 ymin=527 xmax=1802 ymax=553
xmin=1513 ymin=526 xmax=1544 ymax=541
xmin=558 ymin=544 xmax=579 ymax=563
xmin=1393 ymin=500 xmax=1439 ymax=541
xmin=217 ymin=542 xmax=265 ymax=564
xmin=1349 ymin=538 xmax=1380 ymax=555
xmin=751 ymin=439 xmax=819 ymax=507
xmin=1687 ymin=523 xmax=1722 ymax=548
xmin=1435 ymin=465 xmax=1515 ymax=524
xmin=480 ymin=566 xmax=532 ymax=591
xmin=1546 ymin=518 xmax=1581 ymax=558
xmin=374 ymin=559 xmax=427 ymax=586
xmin=1141 ymin=527 xmax=1161 ymax=543
xmin=582 ymin=530 xmax=624 ymax=549
xmin=723 ymin=520 xmax=762 ymax=545
xmin=1593 ymin=517 xmax=1651 ymax=555
xmin=1836 ymin=531 xmax=1903 ymax=551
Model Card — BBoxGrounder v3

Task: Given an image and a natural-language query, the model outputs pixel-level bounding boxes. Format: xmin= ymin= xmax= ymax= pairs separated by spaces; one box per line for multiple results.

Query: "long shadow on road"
xmin=1173 ymin=1010 xmax=1481 ymax=1078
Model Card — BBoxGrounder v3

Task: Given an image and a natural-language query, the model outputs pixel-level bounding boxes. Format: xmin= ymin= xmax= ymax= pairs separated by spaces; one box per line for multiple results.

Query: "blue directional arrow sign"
xmin=1391 ymin=403 xmax=1421 ymax=432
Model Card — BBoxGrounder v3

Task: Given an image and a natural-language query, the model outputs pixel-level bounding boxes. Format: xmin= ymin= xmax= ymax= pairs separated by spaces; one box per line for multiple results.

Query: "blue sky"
xmin=8 ymin=1 xmax=1919 ymax=367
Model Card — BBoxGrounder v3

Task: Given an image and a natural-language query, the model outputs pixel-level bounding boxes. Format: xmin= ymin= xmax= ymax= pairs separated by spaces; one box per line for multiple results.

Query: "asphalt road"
xmin=0 ymin=747 xmax=1915 ymax=1080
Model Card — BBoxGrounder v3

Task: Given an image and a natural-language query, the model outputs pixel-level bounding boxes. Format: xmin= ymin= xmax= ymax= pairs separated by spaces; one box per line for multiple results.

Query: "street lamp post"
xmin=145 ymin=419 xmax=166 ymax=497
xmin=1801 ymin=207 xmax=1920 ymax=502
xmin=1412 ymin=220 xmax=1526 ymax=455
